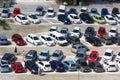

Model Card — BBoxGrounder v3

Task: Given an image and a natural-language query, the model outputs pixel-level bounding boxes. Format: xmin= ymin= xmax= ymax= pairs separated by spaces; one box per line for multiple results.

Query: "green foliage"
xmin=0 ymin=19 xmax=10 ymax=30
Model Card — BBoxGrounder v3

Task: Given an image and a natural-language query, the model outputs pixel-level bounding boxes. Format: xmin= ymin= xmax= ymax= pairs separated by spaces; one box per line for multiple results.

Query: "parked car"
xmin=1 ymin=8 xmax=10 ymax=18
xmin=37 ymin=61 xmax=52 ymax=72
xmin=1 ymin=53 xmax=17 ymax=64
xmin=46 ymin=7 xmax=55 ymax=17
xmin=84 ymin=27 xmax=96 ymax=37
xmin=0 ymin=36 xmax=10 ymax=45
xmin=25 ymin=60 xmax=38 ymax=74
xmin=76 ymin=59 xmax=91 ymax=72
xmin=71 ymin=27 xmax=82 ymax=38
xmin=15 ymin=14 xmax=30 ymax=25
xmin=39 ymin=34 xmax=55 ymax=46
xmin=26 ymin=34 xmax=42 ymax=46
xmin=102 ymin=49 xmax=114 ymax=62
xmin=104 ymin=15 xmax=117 ymax=25
xmin=57 ymin=5 xmax=66 ymax=15
xmin=27 ymin=14 xmax=41 ymax=24
xmin=35 ymin=6 xmax=44 ymax=16
xmin=11 ymin=62 xmax=25 ymax=73
xmin=62 ymin=60 xmax=77 ymax=71
xmin=24 ymin=50 xmax=37 ymax=62
xmin=67 ymin=8 xmax=78 ymax=15
xmin=90 ymin=8 xmax=99 ymax=15
xmin=79 ymin=13 xmax=94 ymax=24
xmin=38 ymin=49 xmax=50 ymax=61
xmin=68 ymin=14 xmax=82 ymax=24
xmin=60 ymin=27 xmax=69 ymax=37
xmin=116 ymin=52 xmax=120 ymax=62
xmin=0 ymin=61 xmax=10 ymax=73
xmin=12 ymin=34 xmax=26 ymax=46
xmin=108 ymin=27 xmax=118 ymax=37
xmin=85 ymin=37 xmax=102 ymax=46
xmin=66 ymin=33 xmax=80 ymax=44
xmin=100 ymin=35 xmax=113 ymax=45
xmin=91 ymin=14 xmax=106 ymax=24
xmin=114 ymin=14 xmax=120 ymax=23
xmin=71 ymin=43 xmax=89 ymax=54
xmin=49 ymin=26 xmax=58 ymax=32
xmin=57 ymin=15 xmax=71 ymax=25
xmin=50 ymin=50 xmax=64 ymax=61
xmin=50 ymin=60 xmax=66 ymax=72
xmin=80 ymin=7 xmax=88 ymax=13
xmin=89 ymin=61 xmax=105 ymax=72
xmin=112 ymin=7 xmax=119 ymax=17
xmin=87 ymin=50 xmax=99 ymax=63
xmin=97 ymin=27 xmax=106 ymax=38
xmin=103 ymin=61 xmax=118 ymax=72
xmin=12 ymin=7 xmax=21 ymax=17
xmin=101 ymin=8 xmax=109 ymax=17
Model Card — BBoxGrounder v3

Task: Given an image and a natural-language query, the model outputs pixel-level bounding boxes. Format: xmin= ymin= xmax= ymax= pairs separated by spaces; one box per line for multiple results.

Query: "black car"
xmin=84 ymin=27 xmax=96 ymax=37
xmin=66 ymin=33 xmax=80 ymax=44
xmin=79 ymin=13 xmax=94 ymax=24
xmin=100 ymin=35 xmax=113 ymax=45
xmin=76 ymin=59 xmax=91 ymax=72
xmin=25 ymin=60 xmax=39 ymax=74
xmin=85 ymin=37 xmax=102 ymax=46
xmin=1 ymin=53 xmax=17 ymax=64
xmin=112 ymin=7 xmax=119 ymax=16
xmin=24 ymin=50 xmax=38 ymax=62
xmin=89 ymin=61 xmax=105 ymax=73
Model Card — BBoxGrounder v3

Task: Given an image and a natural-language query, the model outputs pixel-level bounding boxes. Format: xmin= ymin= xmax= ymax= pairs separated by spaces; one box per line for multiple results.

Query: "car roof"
xmin=41 ymin=49 xmax=49 ymax=53
xmin=14 ymin=7 xmax=20 ymax=10
xmin=0 ymin=36 xmax=7 ymax=39
xmin=73 ymin=27 xmax=80 ymax=30
xmin=13 ymin=62 xmax=22 ymax=66
xmin=50 ymin=26 xmax=57 ymax=29
xmin=105 ymin=49 xmax=113 ymax=53
xmin=91 ymin=50 xmax=98 ymax=54
xmin=3 ymin=8 xmax=9 ymax=10
xmin=17 ymin=14 xmax=26 ymax=17
xmin=110 ymin=27 xmax=117 ymax=30
xmin=41 ymin=34 xmax=50 ymax=38
xmin=107 ymin=61 xmax=115 ymax=65
xmin=54 ymin=50 xmax=62 ymax=54
xmin=81 ymin=7 xmax=88 ymax=10
xmin=28 ymin=34 xmax=37 ymax=37
xmin=48 ymin=7 xmax=54 ymax=10
xmin=41 ymin=61 xmax=50 ymax=65
xmin=66 ymin=60 xmax=75 ymax=64
xmin=73 ymin=43 xmax=83 ymax=47
xmin=106 ymin=15 xmax=113 ymax=17
xmin=99 ymin=27 xmax=105 ymax=30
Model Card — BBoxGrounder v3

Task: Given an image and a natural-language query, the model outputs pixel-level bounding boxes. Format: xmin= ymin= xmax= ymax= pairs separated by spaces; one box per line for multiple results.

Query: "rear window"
xmin=45 ymin=65 xmax=50 ymax=67
xmin=110 ymin=65 xmax=115 ymax=67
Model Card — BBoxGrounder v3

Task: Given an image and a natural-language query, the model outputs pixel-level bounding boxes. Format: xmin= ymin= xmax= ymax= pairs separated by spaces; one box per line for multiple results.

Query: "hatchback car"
xmin=49 ymin=26 xmax=58 ymax=32
xmin=50 ymin=50 xmax=64 ymax=61
xmin=84 ymin=27 xmax=96 ymax=37
xmin=90 ymin=8 xmax=99 ymax=15
xmin=89 ymin=61 xmax=105 ymax=73
xmin=46 ymin=7 xmax=55 ymax=17
xmin=62 ymin=60 xmax=77 ymax=71
xmin=24 ymin=50 xmax=37 ymax=62
xmin=35 ymin=6 xmax=44 ymax=16
xmin=116 ymin=52 xmax=120 ymax=62
xmin=12 ymin=34 xmax=26 ymax=46
xmin=80 ymin=7 xmax=88 ymax=13
xmin=60 ymin=27 xmax=69 ymax=37
xmin=1 ymin=8 xmax=10 ymax=18
xmin=0 ymin=61 xmax=10 ymax=73
xmin=108 ymin=27 xmax=118 ymax=37
xmin=11 ymin=62 xmax=25 ymax=73
xmin=12 ymin=7 xmax=21 ymax=17
xmin=97 ymin=27 xmax=106 ymax=38
xmin=100 ymin=35 xmax=113 ymax=45
xmin=88 ymin=50 xmax=99 ymax=63
xmin=37 ymin=61 xmax=52 ymax=72
xmin=104 ymin=15 xmax=117 ymax=25
xmin=58 ymin=15 xmax=71 ymax=25
xmin=15 ymin=14 xmax=30 ymax=25
xmin=38 ymin=49 xmax=50 ymax=61
xmin=0 ymin=36 xmax=10 ymax=45
xmin=26 ymin=34 xmax=42 ymax=46
xmin=71 ymin=27 xmax=82 ymax=38
xmin=112 ymin=7 xmax=119 ymax=17
xmin=101 ymin=8 xmax=109 ymax=17
xmin=25 ymin=60 xmax=38 ymax=74
xmin=1 ymin=53 xmax=17 ymax=64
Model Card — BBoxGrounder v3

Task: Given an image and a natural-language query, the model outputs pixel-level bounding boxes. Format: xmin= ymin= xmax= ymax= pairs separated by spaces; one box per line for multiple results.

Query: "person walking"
xmin=14 ymin=46 xmax=17 ymax=55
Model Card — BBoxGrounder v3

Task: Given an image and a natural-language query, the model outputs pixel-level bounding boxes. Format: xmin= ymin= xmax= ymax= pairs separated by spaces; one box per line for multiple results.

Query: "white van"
xmin=49 ymin=31 xmax=68 ymax=46
xmin=57 ymin=5 xmax=66 ymax=15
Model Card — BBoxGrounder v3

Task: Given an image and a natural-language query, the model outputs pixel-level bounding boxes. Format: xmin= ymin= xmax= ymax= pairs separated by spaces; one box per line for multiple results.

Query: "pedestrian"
xmin=22 ymin=50 xmax=25 ymax=56
xmin=14 ymin=46 xmax=17 ymax=55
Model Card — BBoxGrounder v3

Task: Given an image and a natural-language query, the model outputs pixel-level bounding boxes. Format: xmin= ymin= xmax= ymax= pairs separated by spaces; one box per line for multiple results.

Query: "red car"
xmin=88 ymin=50 xmax=99 ymax=63
xmin=12 ymin=34 xmax=26 ymax=46
xmin=11 ymin=62 xmax=25 ymax=73
xmin=12 ymin=8 xmax=21 ymax=17
xmin=97 ymin=27 xmax=106 ymax=38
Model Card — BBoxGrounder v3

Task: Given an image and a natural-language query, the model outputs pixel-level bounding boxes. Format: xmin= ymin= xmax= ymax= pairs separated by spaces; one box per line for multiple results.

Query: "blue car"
xmin=67 ymin=8 xmax=78 ymax=15
xmin=0 ymin=36 xmax=10 ymax=45
xmin=0 ymin=61 xmax=10 ymax=73
xmin=101 ymin=8 xmax=109 ymax=17
xmin=50 ymin=60 xmax=66 ymax=72
xmin=38 ymin=49 xmax=50 ymax=61
xmin=58 ymin=15 xmax=71 ymax=24
xmin=62 ymin=60 xmax=77 ymax=71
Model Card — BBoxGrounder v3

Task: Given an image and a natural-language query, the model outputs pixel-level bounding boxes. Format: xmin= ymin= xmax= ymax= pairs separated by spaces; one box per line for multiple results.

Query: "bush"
xmin=0 ymin=19 xmax=10 ymax=30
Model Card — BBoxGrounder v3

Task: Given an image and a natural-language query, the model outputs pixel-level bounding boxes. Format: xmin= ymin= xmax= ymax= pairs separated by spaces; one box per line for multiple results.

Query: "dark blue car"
xmin=67 ymin=8 xmax=78 ymax=15
xmin=58 ymin=15 xmax=71 ymax=25
xmin=50 ymin=60 xmax=66 ymax=72
xmin=101 ymin=8 xmax=109 ymax=17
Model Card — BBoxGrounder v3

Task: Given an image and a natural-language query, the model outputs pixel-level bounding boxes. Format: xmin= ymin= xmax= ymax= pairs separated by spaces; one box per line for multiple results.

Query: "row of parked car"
xmin=1 ymin=48 xmax=120 ymax=74
xmin=1 ymin=6 xmax=120 ymax=25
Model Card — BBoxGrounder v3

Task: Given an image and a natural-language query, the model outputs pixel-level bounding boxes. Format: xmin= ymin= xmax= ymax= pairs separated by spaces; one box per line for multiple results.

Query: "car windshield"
xmin=96 ymin=64 xmax=102 ymax=68
xmin=17 ymin=65 xmax=23 ymax=68
xmin=26 ymin=54 xmax=33 ymax=58
xmin=99 ymin=29 xmax=105 ymax=33
xmin=36 ymin=7 xmax=43 ymax=11
xmin=98 ymin=17 xmax=103 ymax=20
xmin=71 ymin=64 xmax=76 ymax=67
xmin=81 ymin=62 xmax=87 ymax=66
xmin=118 ymin=52 xmax=120 ymax=56
xmin=74 ymin=16 xmax=79 ymax=19
xmin=30 ymin=15 xmax=37 ymax=19
xmin=90 ymin=54 xmax=97 ymax=58
xmin=108 ymin=17 xmax=114 ymax=20
xmin=48 ymin=9 xmax=54 ymax=13
xmin=58 ymin=64 xmax=64 ymax=67
xmin=77 ymin=54 xmax=84 ymax=57
xmin=1 ymin=65 xmax=8 ymax=68
xmin=2 ymin=10 xmax=8 ymax=13
xmin=52 ymin=53 xmax=59 ymax=57
xmin=21 ymin=17 xmax=27 ymax=20
xmin=105 ymin=52 xmax=111 ymax=56
xmin=46 ymin=37 xmax=52 ymax=41
xmin=110 ymin=30 xmax=116 ymax=33
xmin=40 ymin=52 xmax=48 ymax=56
xmin=58 ymin=36 xmax=65 ymax=41
xmin=45 ymin=65 xmax=50 ymax=67
xmin=17 ymin=37 xmax=22 ymax=40
xmin=61 ymin=30 xmax=67 ymax=34
xmin=1 ymin=39 xmax=7 ymax=41
xmin=33 ymin=37 xmax=39 ymax=40
xmin=14 ymin=10 xmax=20 ymax=14
xmin=110 ymin=65 xmax=115 ymax=67
xmin=49 ymin=29 xmax=56 ymax=31
xmin=59 ymin=9 xmax=65 ymax=12
xmin=73 ymin=30 xmax=79 ymax=33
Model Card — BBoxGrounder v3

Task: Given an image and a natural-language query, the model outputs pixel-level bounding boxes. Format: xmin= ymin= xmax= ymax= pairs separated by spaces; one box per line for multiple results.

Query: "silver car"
xmin=1 ymin=8 xmax=10 ymax=18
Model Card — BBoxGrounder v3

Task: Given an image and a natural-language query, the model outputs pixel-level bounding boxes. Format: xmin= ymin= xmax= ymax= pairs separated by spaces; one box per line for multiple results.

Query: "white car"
xmin=49 ymin=26 xmax=58 ymax=32
xmin=103 ymin=61 xmax=118 ymax=72
xmin=71 ymin=27 xmax=82 ymax=38
xmin=68 ymin=14 xmax=82 ymax=24
xmin=114 ymin=14 xmax=120 ymax=23
xmin=104 ymin=15 xmax=117 ymax=25
xmin=108 ymin=27 xmax=118 ymax=37
xmin=80 ymin=7 xmax=88 ymax=13
xmin=15 ymin=14 xmax=30 ymax=25
xmin=102 ymin=49 xmax=113 ymax=62
xmin=39 ymin=34 xmax=55 ymax=46
xmin=37 ymin=61 xmax=52 ymax=72
xmin=116 ymin=52 xmax=120 ymax=62
xmin=26 ymin=34 xmax=42 ymax=46
xmin=46 ymin=8 xmax=55 ymax=17
xmin=27 ymin=14 xmax=41 ymax=24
